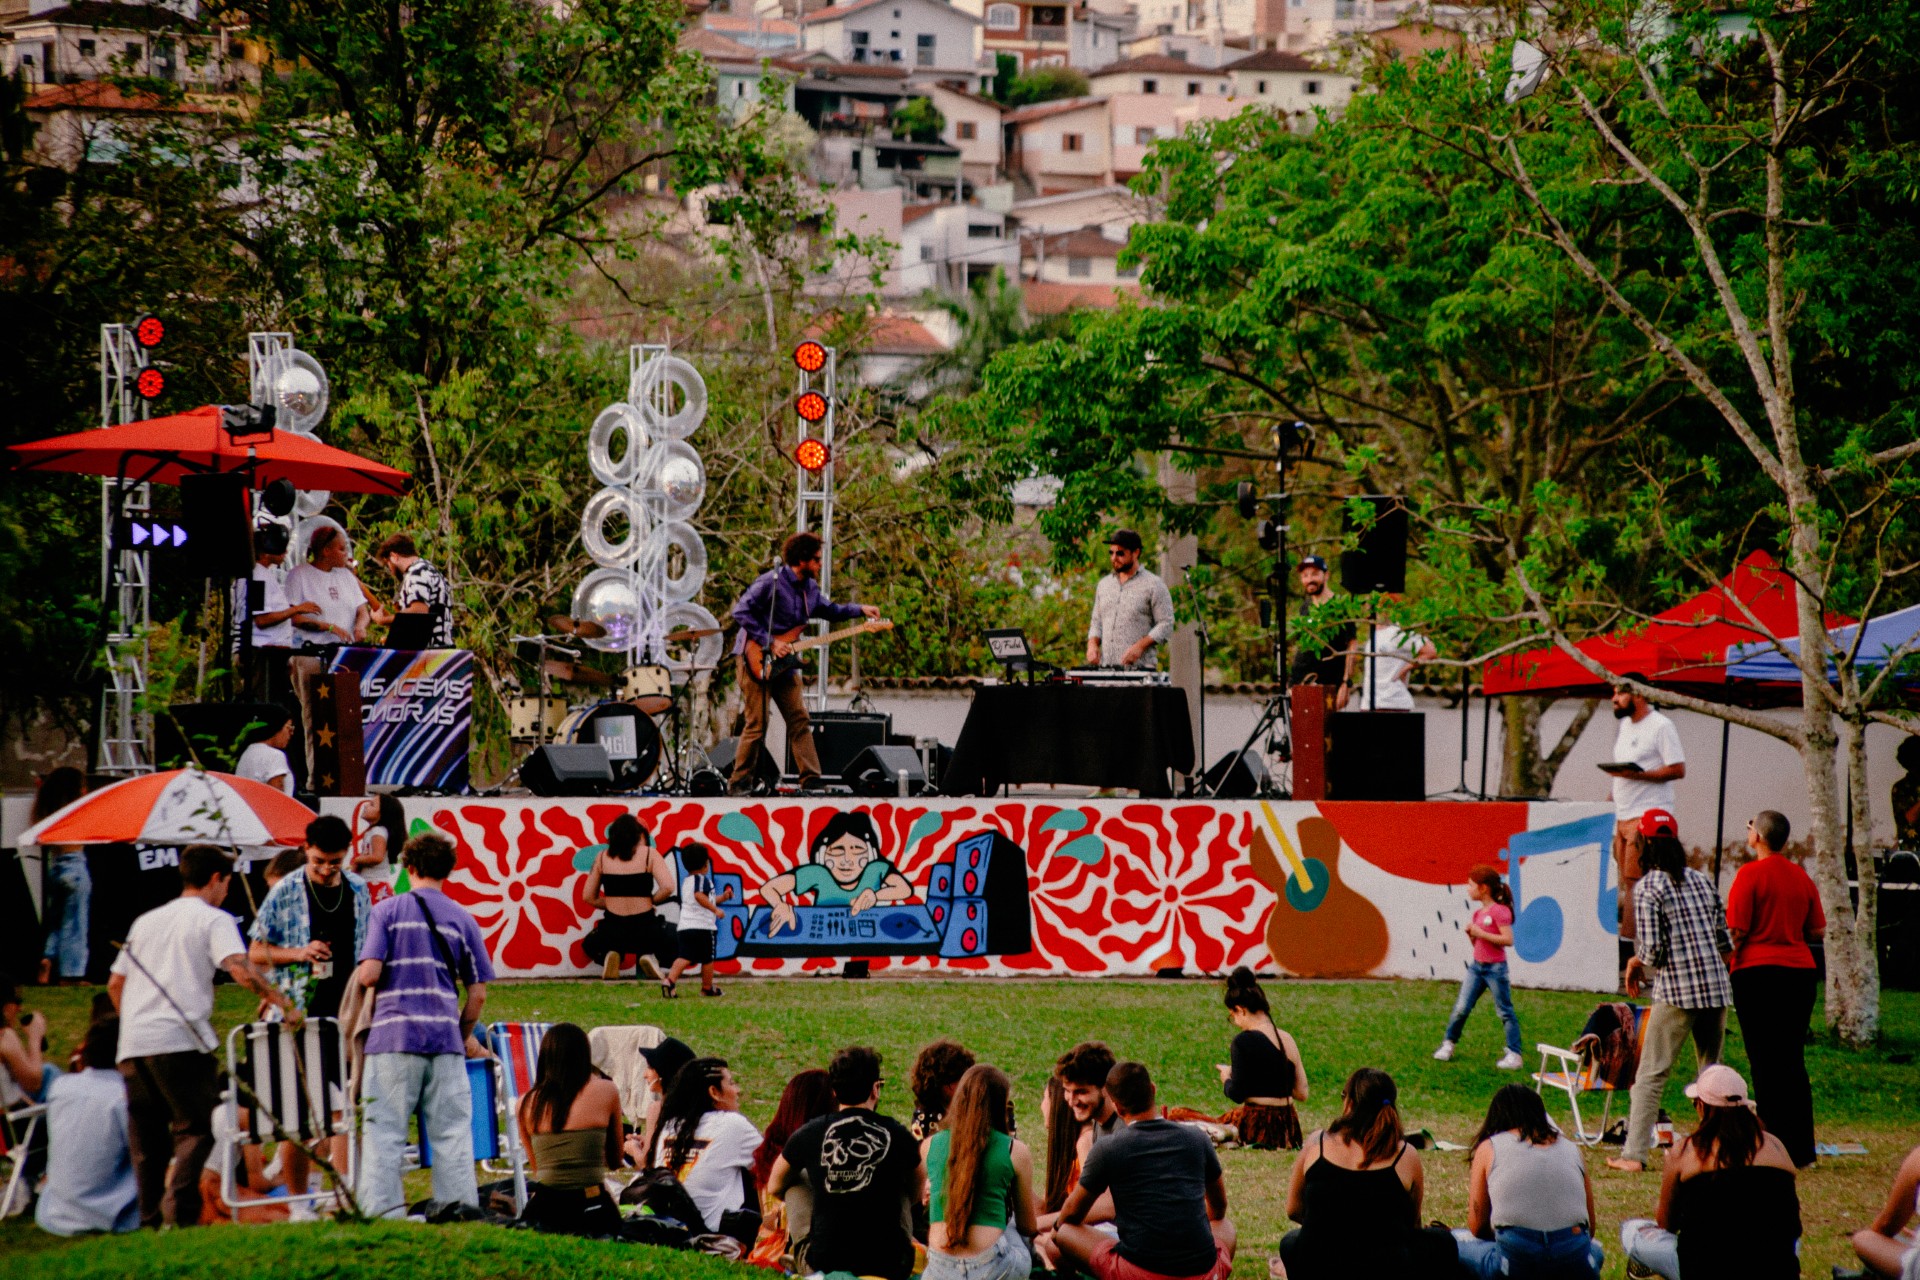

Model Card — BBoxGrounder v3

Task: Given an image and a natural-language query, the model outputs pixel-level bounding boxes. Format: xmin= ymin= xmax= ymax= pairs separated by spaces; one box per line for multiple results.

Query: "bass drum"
xmin=557 ymin=700 xmax=662 ymax=791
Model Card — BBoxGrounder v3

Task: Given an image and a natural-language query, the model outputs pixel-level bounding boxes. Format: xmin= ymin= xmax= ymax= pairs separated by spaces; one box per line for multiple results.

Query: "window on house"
xmin=850 ymin=30 xmax=869 ymax=60
xmin=1186 ymin=80 xmax=1200 ymax=95
xmin=125 ymin=41 xmax=143 ymax=60
xmin=1117 ymin=261 xmax=1138 ymax=278
xmin=1256 ymin=78 xmax=1267 ymax=93
xmin=735 ymin=81 xmax=746 ymax=96
xmin=921 ymin=243 xmax=935 ymax=261
xmin=1061 ymin=132 xmax=1083 ymax=151
xmin=1134 ymin=126 xmax=1156 ymax=144
xmin=1142 ymin=77 xmax=1157 ymax=93
xmin=916 ymin=33 xmax=935 ymax=64
xmin=986 ymin=2 xmax=1019 ymax=27
xmin=890 ymin=30 xmax=900 ymax=38
xmin=968 ymin=223 xmax=1000 ymax=238
xmin=1068 ymin=257 xmax=1091 ymax=277
xmin=78 ymin=38 xmax=96 ymax=56
xmin=1305 ymin=79 xmax=1321 ymax=94
xmin=957 ymin=120 xmax=977 ymax=139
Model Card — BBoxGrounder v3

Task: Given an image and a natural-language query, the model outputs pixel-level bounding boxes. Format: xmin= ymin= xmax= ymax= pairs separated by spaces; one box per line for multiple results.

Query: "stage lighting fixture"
xmin=1236 ymin=480 xmax=1255 ymax=520
xmin=132 ymin=314 xmax=167 ymax=349
xmin=1256 ymin=518 xmax=1280 ymax=552
xmin=222 ymin=402 xmax=277 ymax=445
xmin=264 ymin=348 xmax=330 ymax=435
xmin=793 ymin=340 xmax=828 ymax=373
xmin=794 ymin=438 xmax=831 ymax=473
xmin=262 ymin=477 xmax=298 ymax=517
xmin=134 ymin=367 xmax=166 ymax=400
xmin=796 ymin=391 xmax=829 ymax=424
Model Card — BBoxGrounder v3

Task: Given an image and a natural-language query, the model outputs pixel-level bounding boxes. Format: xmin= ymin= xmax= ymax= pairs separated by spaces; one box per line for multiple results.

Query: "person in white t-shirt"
xmin=108 ymin=845 xmax=293 ymax=1229
xmin=236 ymin=707 xmax=296 ymax=796
xmin=232 ymin=524 xmax=320 ymax=653
xmin=1351 ymin=615 xmax=1436 ymax=712
xmin=1601 ymin=681 xmax=1687 ymax=943
xmin=286 ymin=522 xmax=370 ymax=649
xmin=634 ymin=1056 xmax=763 ymax=1239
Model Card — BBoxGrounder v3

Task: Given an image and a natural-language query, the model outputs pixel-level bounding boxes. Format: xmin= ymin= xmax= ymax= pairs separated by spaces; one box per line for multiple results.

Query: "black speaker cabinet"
xmin=845 ymin=744 xmax=930 ymax=796
xmin=1201 ymin=747 xmax=1270 ymax=798
xmin=179 ymin=472 xmax=255 ymax=579
xmin=1339 ymin=495 xmax=1409 ymax=595
xmin=1326 ymin=711 xmax=1425 ymax=800
xmin=711 ymin=736 xmax=779 ymax=790
xmin=521 ymin=743 xmax=614 ymax=796
xmin=789 ymin=710 xmax=891 ymax=783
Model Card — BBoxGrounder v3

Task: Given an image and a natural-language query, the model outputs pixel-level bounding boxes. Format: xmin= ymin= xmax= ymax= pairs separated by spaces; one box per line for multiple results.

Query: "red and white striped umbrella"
xmin=19 ymin=767 xmax=316 ymax=848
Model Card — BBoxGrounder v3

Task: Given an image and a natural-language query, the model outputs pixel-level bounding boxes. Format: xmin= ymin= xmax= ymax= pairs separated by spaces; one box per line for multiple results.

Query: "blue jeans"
xmin=41 ymin=853 xmax=91 ymax=979
xmin=1445 ymin=961 xmax=1522 ymax=1054
xmin=357 ymin=1052 xmax=476 ymax=1219
xmin=923 ymin=1227 xmax=1032 ymax=1280
xmin=1456 ymin=1226 xmax=1603 ymax=1279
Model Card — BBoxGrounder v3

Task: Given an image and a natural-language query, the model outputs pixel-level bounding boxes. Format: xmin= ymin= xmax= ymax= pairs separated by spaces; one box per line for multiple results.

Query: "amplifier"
xmin=1325 ymin=711 xmax=1426 ymax=801
xmin=1064 ymin=668 xmax=1171 ymax=686
xmin=785 ymin=710 xmax=891 ymax=782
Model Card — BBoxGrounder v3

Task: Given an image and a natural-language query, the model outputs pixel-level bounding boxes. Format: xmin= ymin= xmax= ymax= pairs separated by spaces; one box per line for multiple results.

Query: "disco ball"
xmin=570 ymin=569 xmax=640 ymax=653
xmin=643 ymin=439 xmax=706 ymax=521
xmin=265 ymin=349 xmax=330 ymax=435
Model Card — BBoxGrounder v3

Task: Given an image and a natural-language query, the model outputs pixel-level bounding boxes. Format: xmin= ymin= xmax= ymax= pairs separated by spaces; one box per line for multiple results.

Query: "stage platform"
xmin=320 ymin=796 xmax=1618 ymax=990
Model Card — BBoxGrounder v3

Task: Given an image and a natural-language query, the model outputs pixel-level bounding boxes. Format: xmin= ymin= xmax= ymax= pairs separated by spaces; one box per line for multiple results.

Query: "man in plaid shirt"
xmin=1608 ymin=808 xmax=1732 ymax=1172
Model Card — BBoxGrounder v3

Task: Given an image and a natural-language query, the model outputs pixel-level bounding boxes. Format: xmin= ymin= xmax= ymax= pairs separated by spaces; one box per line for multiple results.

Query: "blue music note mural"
xmin=1499 ymin=813 xmax=1618 ymax=962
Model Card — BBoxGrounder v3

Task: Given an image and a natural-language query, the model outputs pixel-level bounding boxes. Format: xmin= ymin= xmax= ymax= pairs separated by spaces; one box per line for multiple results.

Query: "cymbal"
xmin=547 ymin=614 xmax=576 ymax=634
xmin=573 ymin=619 xmax=608 ymax=639
xmin=544 ymin=659 xmax=614 ymax=687
xmin=663 ymin=627 xmax=723 ymax=643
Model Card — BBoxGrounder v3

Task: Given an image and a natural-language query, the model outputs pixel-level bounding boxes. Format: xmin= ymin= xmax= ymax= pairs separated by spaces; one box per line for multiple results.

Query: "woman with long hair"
xmin=1453 ymin=1084 xmax=1602 ymax=1279
xmin=1279 ymin=1068 xmax=1450 ymax=1279
xmin=350 ymin=793 xmax=407 ymax=901
xmin=1620 ymin=1065 xmax=1801 ymax=1280
xmin=515 ymin=1022 xmax=624 ymax=1235
xmin=1166 ymin=968 xmax=1307 ymax=1150
xmin=1038 ymin=1074 xmax=1079 ymax=1216
xmin=747 ymin=1068 xmax=836 ymax=1268
xmin=580 ymin=814 xmax=674 ymax=982
xmin=639 ymin=1056 xmax=763 ymax=1241
xmin=1434 ymin=865 xmax=1525 ymax=1070
xmin=33 ymin=767 xmax=90 ymax=985
xmin=923 ymin=1065 xmax=1038 ymax=1280
xmin=910 ymin=1038 xmax=978 ymax=1139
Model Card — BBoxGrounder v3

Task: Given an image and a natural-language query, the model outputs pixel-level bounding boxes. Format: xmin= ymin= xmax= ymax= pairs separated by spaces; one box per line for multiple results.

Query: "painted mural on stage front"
xmin=321 ymin=798 xmax=1618 ymax=990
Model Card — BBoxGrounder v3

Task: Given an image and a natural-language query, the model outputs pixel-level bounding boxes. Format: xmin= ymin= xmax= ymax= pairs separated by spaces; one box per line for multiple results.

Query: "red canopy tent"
xmin=1482 ymin=550 xmax=1849 ymax=706
xmin=7 ymin=404 xmax=410 ymax=495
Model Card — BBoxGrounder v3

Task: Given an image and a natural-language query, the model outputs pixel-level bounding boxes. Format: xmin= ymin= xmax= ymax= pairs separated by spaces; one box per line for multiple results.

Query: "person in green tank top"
xmin=924 ymin=1065 xmax=1039 ymax=1280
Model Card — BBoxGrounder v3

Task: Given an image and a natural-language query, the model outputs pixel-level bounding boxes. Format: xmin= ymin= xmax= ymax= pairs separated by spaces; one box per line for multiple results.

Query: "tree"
xmin=1004 ymin=66 xmax=1091 ymax=107
xmin=892 ymin=97 xmax=945 ymax=144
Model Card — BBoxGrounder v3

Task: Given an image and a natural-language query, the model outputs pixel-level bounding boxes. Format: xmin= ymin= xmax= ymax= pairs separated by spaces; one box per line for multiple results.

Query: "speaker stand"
xmin=1203 ymin=690 xmax=1289 ymax=799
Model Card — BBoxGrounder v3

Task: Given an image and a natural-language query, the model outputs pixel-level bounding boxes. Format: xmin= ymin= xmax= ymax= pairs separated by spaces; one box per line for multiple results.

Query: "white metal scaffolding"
xmin=96 ymin=324 xmax=152 ymax=775
xmin=795 ymin=346 xmax=837 ymax=712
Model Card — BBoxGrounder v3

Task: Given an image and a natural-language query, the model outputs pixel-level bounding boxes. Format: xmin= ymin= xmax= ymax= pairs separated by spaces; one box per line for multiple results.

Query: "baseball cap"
xmin=638 ymin=1036 xmax=696 ymax=1089
xmin=1639 ymin=808 xmax=1678 ymax=839
xmin=1298 ymin=555 xmax=1328 ymax=571
xmin=1107 ymin=529 xmax=1143 ymax=553
xmin=1684 ymin=1063 xmax=1756 ymax=1111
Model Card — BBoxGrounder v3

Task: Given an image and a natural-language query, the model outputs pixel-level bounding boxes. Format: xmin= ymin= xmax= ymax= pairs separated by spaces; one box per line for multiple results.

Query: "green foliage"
xmin=992 ymin=51 xmax=1020 ymax=102
xmin=1004 ymin=65 xmax=1091 ymax=107
xmin=891 ymin=96 xmax=946 ymax=144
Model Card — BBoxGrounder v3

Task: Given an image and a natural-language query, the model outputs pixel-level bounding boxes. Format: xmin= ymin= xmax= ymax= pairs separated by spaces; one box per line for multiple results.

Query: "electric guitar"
xmin=744 ymin=618 xmax=894 ymax=683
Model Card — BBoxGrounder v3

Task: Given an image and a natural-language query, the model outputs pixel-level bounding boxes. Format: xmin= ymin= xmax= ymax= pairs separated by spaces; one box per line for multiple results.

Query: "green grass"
xmin=9 ymin=977 xmax=1917 ymax=1280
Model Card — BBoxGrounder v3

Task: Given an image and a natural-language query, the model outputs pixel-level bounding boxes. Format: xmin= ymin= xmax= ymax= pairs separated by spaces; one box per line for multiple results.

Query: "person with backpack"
xmin=353 ymin=832 xmax=493 ymax=1218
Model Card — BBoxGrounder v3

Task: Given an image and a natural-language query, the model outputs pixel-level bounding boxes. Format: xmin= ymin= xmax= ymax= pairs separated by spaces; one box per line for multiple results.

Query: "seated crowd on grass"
xmin=7 ymin=825 xmax=1920 ymax=1280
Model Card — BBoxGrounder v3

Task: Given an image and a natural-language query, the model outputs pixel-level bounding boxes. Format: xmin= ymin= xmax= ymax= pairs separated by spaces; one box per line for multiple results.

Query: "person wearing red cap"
xmin=1725 ymin=810 xmax=1825 ymax=1169
xmin=1601 ymin=681 xmax=1687 ymax=947
xmin=1609 ymin=811 xmax=1731 ymax=1174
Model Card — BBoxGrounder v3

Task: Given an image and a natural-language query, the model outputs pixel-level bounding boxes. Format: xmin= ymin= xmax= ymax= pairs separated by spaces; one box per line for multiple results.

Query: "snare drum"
xmin=507 ymin=695 xmax=568 ymax=743
xmin=619 ymin=663 xmax=674 ymax=715
xmin=558 ymin=700 xmax=663 ymax=790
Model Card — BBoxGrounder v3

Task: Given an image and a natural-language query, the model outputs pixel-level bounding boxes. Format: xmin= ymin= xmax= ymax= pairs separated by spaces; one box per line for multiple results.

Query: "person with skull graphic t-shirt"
xmin=771 ymin=1045 xmax=924 ymax=1280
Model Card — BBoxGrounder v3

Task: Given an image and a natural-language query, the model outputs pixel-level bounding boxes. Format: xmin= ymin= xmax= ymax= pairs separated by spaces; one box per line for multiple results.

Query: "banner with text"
xmin=328 ymin=646 xmax=473 ymax=791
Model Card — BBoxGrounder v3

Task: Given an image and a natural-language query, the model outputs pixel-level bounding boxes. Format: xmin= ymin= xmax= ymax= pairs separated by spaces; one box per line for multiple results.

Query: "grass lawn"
xmin=8 ymin=976 xmax=1916 ymax=1280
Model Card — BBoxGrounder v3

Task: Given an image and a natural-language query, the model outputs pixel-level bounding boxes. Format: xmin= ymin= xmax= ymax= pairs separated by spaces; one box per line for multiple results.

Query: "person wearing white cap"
xmin=1618 ymin=1064 xmax=1800 ymax=1280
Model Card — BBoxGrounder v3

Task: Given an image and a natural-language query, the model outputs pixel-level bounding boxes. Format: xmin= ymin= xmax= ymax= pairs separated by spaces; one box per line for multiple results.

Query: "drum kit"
xmin=507 ymin=614 xmax=726 ymax=792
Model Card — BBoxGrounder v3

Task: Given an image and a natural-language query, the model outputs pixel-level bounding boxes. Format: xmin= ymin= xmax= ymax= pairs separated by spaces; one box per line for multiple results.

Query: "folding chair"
xmin=224 ymin=1018 xmax=351 ymax=1221
xmin=488 ymin=1022 xmax=551 ymax=1212
xmin=416 ymin=1055 xmax=502 ymax=1175
xmin=1532 ymin=1003 xmax=1650 ymax=1146
xmin=0 ymin=1100 xmax=48 ymax=1218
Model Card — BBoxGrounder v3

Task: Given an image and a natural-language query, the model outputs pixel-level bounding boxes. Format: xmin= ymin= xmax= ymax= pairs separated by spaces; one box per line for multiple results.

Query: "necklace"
xmin=307 ymin=873 xmax=348 ymax=914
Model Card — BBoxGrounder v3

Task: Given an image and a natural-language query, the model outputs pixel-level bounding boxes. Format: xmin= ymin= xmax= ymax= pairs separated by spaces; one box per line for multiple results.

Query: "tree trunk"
xmin=1499 ymin=696 xmax=1599 ymax=797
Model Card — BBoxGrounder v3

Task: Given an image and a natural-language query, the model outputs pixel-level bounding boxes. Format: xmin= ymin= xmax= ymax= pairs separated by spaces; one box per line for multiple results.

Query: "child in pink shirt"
xmin=1434 ymin=864 xmax=1524 ymax=1070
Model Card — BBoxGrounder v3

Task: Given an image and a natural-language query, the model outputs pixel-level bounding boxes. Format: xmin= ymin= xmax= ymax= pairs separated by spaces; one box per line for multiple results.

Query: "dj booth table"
xmin=942 ymin=683 xmax=1194 ymax=797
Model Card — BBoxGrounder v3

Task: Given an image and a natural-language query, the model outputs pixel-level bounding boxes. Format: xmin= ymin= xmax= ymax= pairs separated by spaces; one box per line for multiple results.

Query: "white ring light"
xmin=643 ymin=439 xmax=706 ymax=521
xmin=642 ymin=520 xmax=708 ymax=602
xmin=630 ymin=356 xmax=708 ymax=441
xmin=293 ymin=488 xmax=330 ymax=517
xmin=580 ymin=487 xmax=643 ymax=569
xmin=659 ymin=601 xmax=723 ymax=678
xmin=588 ymin=402 xmax=646 ymax=487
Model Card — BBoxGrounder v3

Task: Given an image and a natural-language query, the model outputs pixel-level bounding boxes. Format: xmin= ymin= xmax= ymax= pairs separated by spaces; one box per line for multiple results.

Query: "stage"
xmin=321 ymin=796 xmax=1620 ymax=990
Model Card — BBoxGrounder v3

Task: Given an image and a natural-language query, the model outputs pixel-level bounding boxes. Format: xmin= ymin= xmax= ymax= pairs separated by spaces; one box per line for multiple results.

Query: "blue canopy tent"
xmin=1725 ymin=603 xmax=1920 ymax=689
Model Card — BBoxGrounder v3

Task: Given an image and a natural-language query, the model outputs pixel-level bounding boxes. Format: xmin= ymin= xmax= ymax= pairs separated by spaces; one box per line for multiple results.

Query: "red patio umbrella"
xmin=6 ymin=404 xmax=410 ymax=495
xmin=19 ymin=766 xmax=315 ymax=848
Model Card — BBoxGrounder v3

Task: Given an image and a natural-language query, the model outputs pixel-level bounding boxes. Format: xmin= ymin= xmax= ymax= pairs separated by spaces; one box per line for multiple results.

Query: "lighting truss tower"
xmin=97 ymin=324 xmax=153 ymax=775
xmin=795 ymin=345 xmax=837 ymax=713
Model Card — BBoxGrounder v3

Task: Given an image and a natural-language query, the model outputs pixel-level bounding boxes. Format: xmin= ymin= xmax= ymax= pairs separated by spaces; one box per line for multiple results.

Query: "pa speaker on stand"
xmin=1339 ymin=496 xmax=1409 ymax=595
xmin=1200 ymin=748 xmax=1270 ymax=799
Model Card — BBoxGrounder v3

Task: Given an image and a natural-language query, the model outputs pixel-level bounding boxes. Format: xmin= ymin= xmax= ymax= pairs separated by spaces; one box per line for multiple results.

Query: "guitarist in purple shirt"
xmin=729 ymin=532 xmax=882 ymax=794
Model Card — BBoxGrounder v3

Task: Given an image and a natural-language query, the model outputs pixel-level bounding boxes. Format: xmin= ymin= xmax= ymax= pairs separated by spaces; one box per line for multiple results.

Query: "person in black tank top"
xmin=581 ymin=816 xmax=671 ymax=981
xmin=1163 ymin=969 xmax=1307 ymax=1150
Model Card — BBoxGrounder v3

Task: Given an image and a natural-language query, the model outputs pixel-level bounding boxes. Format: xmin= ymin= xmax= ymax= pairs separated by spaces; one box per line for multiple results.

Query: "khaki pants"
xmin=1622 ymin=1001 xmax=1725 ymax=1162
xmin=1612 ymin=819 xmax=1646 ymax=940
xmin=733 ymin=658 xmax=821 ymax=790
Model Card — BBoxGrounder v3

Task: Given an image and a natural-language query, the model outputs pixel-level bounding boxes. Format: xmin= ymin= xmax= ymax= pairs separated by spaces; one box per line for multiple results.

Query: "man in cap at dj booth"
xmin=1085 ymin=529 xmax=1175 ymax=671
xmin=1287 ymin=554 xmax=1354 ymax=709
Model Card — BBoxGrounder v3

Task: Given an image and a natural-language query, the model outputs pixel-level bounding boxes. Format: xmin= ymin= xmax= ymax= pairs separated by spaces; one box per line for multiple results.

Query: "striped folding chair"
xmin=488 ymin=1022 xmax=551 ymax=1212
xmin=223 ymin=1018 xmax=351 ymax=1221
xmin=1532 ymin=1003 xmax=1652 ymax=1145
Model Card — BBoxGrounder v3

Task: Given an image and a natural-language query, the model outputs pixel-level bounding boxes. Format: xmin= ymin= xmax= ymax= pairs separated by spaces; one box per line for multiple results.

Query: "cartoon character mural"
xmin=757 ymin=811 xmax=914 ymax=933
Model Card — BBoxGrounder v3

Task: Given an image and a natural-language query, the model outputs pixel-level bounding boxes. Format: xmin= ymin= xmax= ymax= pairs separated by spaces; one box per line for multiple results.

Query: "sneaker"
xmin=1496 ymin=1051 xmax=1524 ymax=1070
xmin=700 ymin=986 xmax=724 ymax=998
xmin=602 ymin=952 xmax=621 ymax=980
xmin=287 ymin=1199 xmax=318 ymax=1223
xmin=636 ymin=954 xmax=663 ymax=982
xmin=1625 ymin=1261 xmax=1658 ymax=1279
xmin=1432 ymin=1041 xmax=1455 ymax=1062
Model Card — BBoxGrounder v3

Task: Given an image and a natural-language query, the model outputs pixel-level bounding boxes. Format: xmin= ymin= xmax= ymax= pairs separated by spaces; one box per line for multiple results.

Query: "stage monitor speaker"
xmin=792 ymin=711 xmax=890 ymax=783
xmin=1325 ymin=711 xmax=1425 ymax=801
xmin=179 ymin=472 xmax=255 ymax=579
xmin=521 ymin=743 xmax=614 ymax=796
xmin=845 ymin=744 xmax=929 ymax=797
xmin=1339 ymin=496 xmax=1408 ymax=595
xmin=711 ymin=736 xmax=778 ymax=790
xmin=1201 ymin=747 xmax=1269 ymax=798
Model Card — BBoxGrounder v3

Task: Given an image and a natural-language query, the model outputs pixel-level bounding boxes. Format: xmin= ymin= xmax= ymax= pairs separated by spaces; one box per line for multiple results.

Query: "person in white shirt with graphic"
xmin=1599 ymin=680 xmax=1686 ymax=943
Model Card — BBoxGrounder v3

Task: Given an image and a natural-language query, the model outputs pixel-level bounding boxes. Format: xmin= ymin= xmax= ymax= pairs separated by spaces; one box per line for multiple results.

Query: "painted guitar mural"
xmin=1249 ymin=802 xmax=1390 ymax=978
xmin=742 ymin=617 xmax=894 ymax=684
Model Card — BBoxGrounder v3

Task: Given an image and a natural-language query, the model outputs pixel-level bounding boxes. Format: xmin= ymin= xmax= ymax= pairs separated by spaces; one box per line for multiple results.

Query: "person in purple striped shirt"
xmin=353 ymin=832 xmax=494 ymax=1218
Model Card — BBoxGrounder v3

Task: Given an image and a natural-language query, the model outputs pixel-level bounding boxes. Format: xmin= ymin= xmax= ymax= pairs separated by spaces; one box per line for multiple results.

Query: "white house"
xmin=684 ymin=28 xmax=784 ymax=119
xmin=897 ymin=201 xmax=1022 ymax=292
xmin=800 ymin=0 xmax=982 ymax=82
xmin=1021 ymin=225 xmax=1136 ymax=284
xmin=924 ymin=82 xmax=1003 ymax=185
xmin=1086 ymin=53 xmax=1232 ymax=98
xmin=1008 ymin=182 xmax=1146 ymax=235
xmin=2 ymin=2 xmax=243 ymax=91
xmin=1222 ymin=47 xmax=1353 ymax=115
xmin=1002 ymin=94 xmax=1110 ymax=194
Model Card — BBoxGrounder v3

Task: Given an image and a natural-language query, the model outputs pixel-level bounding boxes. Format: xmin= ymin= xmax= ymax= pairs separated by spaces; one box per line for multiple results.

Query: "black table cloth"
xmin=942 ymin=683 xmax=1195 ymax=798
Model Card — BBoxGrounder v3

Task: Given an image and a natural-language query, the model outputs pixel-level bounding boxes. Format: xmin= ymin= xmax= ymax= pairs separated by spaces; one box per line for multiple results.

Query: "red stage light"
xmin=134 ymin=367 xmax=166 ymax=400
xmin=795 ymin=391 xmax=829 ymax=424
xmin=795 ymin=438 xmax=831 ymax=472
xmin=793 ymin=340 xmax=828 ymax=373
xmin=132 ymin=314 xmax=166 ymax=349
